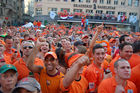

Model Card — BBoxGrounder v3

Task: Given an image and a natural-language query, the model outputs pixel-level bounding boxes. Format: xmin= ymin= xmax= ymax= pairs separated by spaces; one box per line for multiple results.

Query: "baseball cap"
xmin=68 ymin=54 xmax=84 ymax=67
xmin=82 ymin=35 xmax=89 ymax=39
xmin=109 ymin=38 xmax=116 ymax=43
xmin=45 ymin=52 xmax=57 ymax=59
xmin=12 ymin=77 xmax=41 ymax=92
xmin=74 ymin=41 xmax=84 ymax=46
xmin=0 ymin=64 xmax=17 ymax=74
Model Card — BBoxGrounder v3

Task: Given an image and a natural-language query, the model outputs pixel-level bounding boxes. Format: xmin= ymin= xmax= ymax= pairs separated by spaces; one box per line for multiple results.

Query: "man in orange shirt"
xmin=13 ymin=41 xmax=44 ymax=80
xmin=113 ymin=35 xmax=132 ymax=58
xmin=129 ymin=40 xmax=140 ymax=68
xmin=4 ymin=35 xmax=20 ymax=64
xmin=84 ymin=44 xmax=111 ymax=93
xmin=60 ymin=53 xmax=89 ymax=93
xmin=109 ymin=42 xmax=133 ymax=75
xmin=129 ymin=64 xmax=140 ymax=93
xmin=27 ymin=46 xmax=64 ymax=93
xmin=98 ymin=59 xmax=137 ymax=93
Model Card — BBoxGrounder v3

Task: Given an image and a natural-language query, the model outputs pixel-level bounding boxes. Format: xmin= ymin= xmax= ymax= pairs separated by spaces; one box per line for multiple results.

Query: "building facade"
xmin=34 ymin=0 xmax=140 ymax=32
xmin=0 ymin=0 xmax=24 ymax=27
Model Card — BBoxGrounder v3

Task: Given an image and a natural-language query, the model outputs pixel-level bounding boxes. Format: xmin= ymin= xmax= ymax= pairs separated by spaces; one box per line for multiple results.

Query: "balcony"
xmin=56 ymin=15 xmax=132 ymax=26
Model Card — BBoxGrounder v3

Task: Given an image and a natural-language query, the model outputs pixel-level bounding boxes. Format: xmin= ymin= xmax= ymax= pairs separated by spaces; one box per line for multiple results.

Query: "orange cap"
xmin=68 ymin=54 xmax=84 ymax=67
xmin=109 ymin=38 xmax=116 ymax=43
xmin=45 ymin=52 xmax=57 ymax=59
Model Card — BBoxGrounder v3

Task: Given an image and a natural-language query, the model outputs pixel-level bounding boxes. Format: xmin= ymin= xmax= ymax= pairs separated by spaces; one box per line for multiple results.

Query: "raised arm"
xmin=88 ymin=23 xmax=103 ymax=58
xmin=62 ymin=55 xmax=90 ymax=88
xmin=27 ymin=45 xmax=43 ymax=73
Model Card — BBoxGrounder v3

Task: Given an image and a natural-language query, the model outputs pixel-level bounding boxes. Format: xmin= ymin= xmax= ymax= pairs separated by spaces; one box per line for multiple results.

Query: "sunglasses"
xmin=23 ymin=46 xmax=33 ymax=49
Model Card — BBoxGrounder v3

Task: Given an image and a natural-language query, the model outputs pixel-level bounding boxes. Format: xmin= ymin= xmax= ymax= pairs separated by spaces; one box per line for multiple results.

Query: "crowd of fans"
xmin=0 ymin=23 xmax=140 ymax=93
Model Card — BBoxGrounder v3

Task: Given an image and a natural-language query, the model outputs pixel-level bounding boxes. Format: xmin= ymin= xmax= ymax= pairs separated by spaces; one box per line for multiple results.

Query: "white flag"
xmin=117 ymin=14 xmax=121 ymax=22
xmin=129 ymin=15 xmax=133 ymax=23
xmin=132 ymin=15 xmax=137 ymax=24
xmin=50 ymin=11 xmax=56 ymax=19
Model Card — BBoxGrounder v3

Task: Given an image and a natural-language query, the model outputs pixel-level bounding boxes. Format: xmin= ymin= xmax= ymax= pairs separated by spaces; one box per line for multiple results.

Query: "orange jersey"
xmin=13 ymin=58 xmax=44 ymax=80
xmin=84 ymin=62 xmax=104 ymax=92
xmin=39 ymin=68 xmax=64 ymax=93
xmin=3 ymin=55 xmax=12 ymax=64
xmin=129 ymin=54 xmax=140 ymax=68
xmin=60 ymin=75 xmax=88 ymax=93
xmin=98 ymin=76 xmax=137 ymax=93
xmin=129 ymin=64 xmax=140 ymax=93
xmin=109 ymin=55 xmax=120 ymax=75
xmin=4 ymin=48 xmax=20 ymax=64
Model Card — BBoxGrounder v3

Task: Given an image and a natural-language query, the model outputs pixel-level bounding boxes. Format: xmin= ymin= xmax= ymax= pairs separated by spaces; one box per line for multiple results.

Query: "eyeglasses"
xmin=23 ymin=46 xmax=33 ymax=49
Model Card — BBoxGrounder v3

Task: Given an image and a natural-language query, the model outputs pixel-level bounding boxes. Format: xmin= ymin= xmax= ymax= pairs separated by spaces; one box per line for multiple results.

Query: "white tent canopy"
xmin=22 ymin=22 xmax=46 ymax=28
xmin=41 ymin=24 xmax=45 ymax=28
xmin=22 ymin=22 xmax=34 ymax=28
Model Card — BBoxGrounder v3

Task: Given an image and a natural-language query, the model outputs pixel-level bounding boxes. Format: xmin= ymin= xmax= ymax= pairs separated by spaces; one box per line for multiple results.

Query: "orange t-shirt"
xmin=109 ymin=55 xmax=120 ymax=75
xmin=60 ymin=75 xmax=88 ymax=93
xmin=39 ymin=68 xmax=64 ymax=93
xmin=129 ymin=54 xmax=140 ymax=68
xmin=84 ymin=63 xmax=104 ymax=92
xmin=98 ymin=76 xmax=137 ymax=93
xmin=129 ymin=64 xmax=140 ymax=93
xmin=4 ymin=48 xmax=20 ymax=64
xmin=3 ymin=55 xmax=12 ymax=64
xmin=13 ymin=58 xmax=44 ymax=80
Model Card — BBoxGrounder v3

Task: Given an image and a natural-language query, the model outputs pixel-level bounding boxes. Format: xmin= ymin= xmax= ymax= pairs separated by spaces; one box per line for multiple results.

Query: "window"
xmin=86 ymin=0 xmax=90 ymax=3
xmin=93 ymin=0 xmax=97 ymax=3
xmin=96 ymin=10 xmax=103 ymax=14
xmin=36 ymin=0 xmax=42 ymax=2
xmin=128 ymin=0 xmax=132 ymax=6
xmin=17 ymin=6 xmax=19 ymax=10
xmin=36 ymin=8 xmax=42 ymax=15
xmin=118 ymin=12 xmax=126 ymax=16
xmin=64 ymin=0 xmax=68 ymax=2
xmin=79 ymin=0 xmax=83 ymax=2
xmin=56 ymin=0 xmax=60 ymax=1
xmin=114 ymin=0 xmax=118 ymax=5
xmin=135 ymin=0 xmax=139 ymax=7
xmin=106 ymin=11 xmax=115 ymax=15
xmin=121 ymin=2 xmax=125 ymax=5
xmin=71 ymin=0 xmax=75 ymax=2
xmin=73 ymin=9 xmax=82 ymax=12
xmin=61 ymin=8 xmax=70 ymax=12
xmin=51 ymin=8 xmax=57 ymax=13
xmin=129 ymin=12 xmax=137 ymax=16
xmin=107 ymin=0 xmax=111 ymax=4
xmin=100 ymin=0 xmax=104 ymax=4
xmin=86 ymin=9 xmax=93 ymax=13
xmin=0 ymin=8 xmax=3 ymax=16
xmin=93 ymin=4 xmax=96 ymax=9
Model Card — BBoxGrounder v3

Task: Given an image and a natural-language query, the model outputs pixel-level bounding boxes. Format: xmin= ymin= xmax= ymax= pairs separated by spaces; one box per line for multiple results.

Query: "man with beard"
xmin=27 ymin=46 xmax=64 ymax=93
xmin=98 ymin=59 xmax=137 ymax=93
xmin=0 ymin=64 xmax=18 ymax=93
